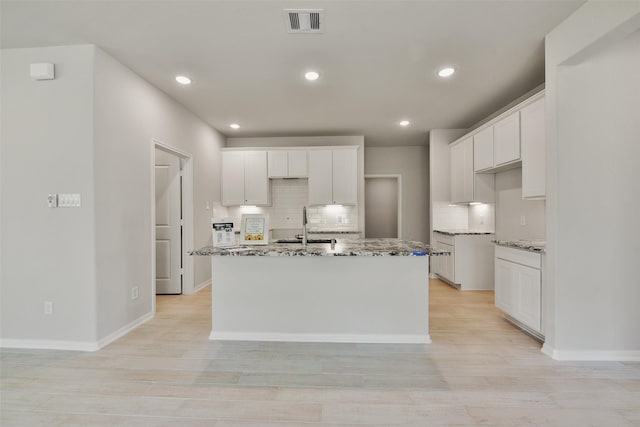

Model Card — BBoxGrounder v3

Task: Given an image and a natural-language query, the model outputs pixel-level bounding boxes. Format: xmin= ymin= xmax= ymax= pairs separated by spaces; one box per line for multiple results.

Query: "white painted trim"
xmin=450 ymin=89 xmax=545 ymax=147
xmin=193 ymin=279 xmax=211 ymax=293
xmin=96 ymin=312 xmax=154 ymax=350
xmin=364 ymin=174 xmax=402 ymax=238
xmin=0 ymin=339 xmax=100 ymax=352
xmin=180 ymin=156 xmax=195 ymax=295
xmin=209 ymin=331 xmax=431 ymax=344
xmin=542 ymin=343 xmax=640 ymax=362
xmin=221 ymin=145 xmax=360 ymax=152
xmin=0 ymin=312 xmax=154 ymax=352
xmin=151 ymin=139 xmax=195 ymax=312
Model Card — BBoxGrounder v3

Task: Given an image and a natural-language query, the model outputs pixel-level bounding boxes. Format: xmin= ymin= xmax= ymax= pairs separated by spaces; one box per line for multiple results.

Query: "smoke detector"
xmin=284 ymin=9 xmax=324 ymax=33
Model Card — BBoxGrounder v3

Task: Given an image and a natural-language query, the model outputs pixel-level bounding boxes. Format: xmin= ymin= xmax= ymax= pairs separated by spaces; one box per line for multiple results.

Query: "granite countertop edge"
xmin=434 ymin=229 xmax=495 ymax=236
xmin=190 ymin=238 xmax=450 ymax=257
xmin=493 ymin=240 xmax=546 ymax=253
xmin=307 ymin=230 xmax=361 ymax=234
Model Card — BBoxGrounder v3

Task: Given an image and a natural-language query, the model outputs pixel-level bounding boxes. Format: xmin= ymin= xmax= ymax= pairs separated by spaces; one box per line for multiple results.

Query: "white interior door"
xmin=155 ymin=149 xmax=182 ymax=294
xmin=365 ymin=177 xmax=399 ymax=238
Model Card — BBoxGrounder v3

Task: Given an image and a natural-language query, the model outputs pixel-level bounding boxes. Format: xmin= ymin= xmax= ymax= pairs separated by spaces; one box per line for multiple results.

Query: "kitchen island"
xmin=192 ymin=238 xmax=448 ymax=344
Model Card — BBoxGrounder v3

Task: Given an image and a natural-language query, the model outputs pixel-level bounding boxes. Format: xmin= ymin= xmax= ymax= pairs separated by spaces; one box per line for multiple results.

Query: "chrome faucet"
xmin=302 ymin=206 xmax=308 ymax=246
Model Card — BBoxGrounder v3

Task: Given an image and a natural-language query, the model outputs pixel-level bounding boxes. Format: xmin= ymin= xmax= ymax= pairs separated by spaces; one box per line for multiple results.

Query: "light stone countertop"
xmin=434 ymin=229 xmax=495 ymax=236
xmin=493 ymin=239 xmax=546 ymax=253
xmin=307 ymin=230 xmax=360 ymax=234
xmin=191 ymin=238 xmax=449 ymax=257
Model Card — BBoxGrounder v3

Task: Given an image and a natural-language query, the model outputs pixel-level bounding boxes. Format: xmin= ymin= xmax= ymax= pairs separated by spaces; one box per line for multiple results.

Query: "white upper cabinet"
xmin=520 ymin=96 xmax=546 ymax=199
xmin=288 ymin=150 xmax=308 ymax=177
xmin=221 ymin=151 xmax=246 ymax=206
xmin=267 ymin=150 xmax=308 ymax=178
xmin=332 ymin=149 xmax=357 ymax=205
xmin=450 ymin=138 xmax=494 ymax=204
xmin=308 ymin=150 xmax=334 ymax=205
xmin=267 ymin=151 xmax=288 ymax=178
xmin=308 ymin=148 xmax=357 ymax=205
xmin=221 ymin=151 xmax=269 ymax=206
xmin=493 ymin=111 xmax=521 ymax=167
xmin=244 ymin=151 xmax=269 ymax=205
xmin=450 ymin=138 xmax=475 ymax=203
xmin=471 ymin=102 xmax=532 ymax=173
xmin=473 ymin=127 xmax=494 ymax=172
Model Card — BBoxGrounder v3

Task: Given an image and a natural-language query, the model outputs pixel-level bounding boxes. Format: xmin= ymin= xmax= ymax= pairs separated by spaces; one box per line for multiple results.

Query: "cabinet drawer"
xmin=495 ymin=245 xmax=540 ymax=269
xmin=434 ymin=232 xmax=454 ymax=246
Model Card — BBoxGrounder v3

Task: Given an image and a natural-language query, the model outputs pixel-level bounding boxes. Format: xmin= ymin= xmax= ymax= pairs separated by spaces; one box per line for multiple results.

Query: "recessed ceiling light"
xmin=438 ymin=67 xmax=455 ymax=78
xmin=399 ymin=120 xmax=410 ymax=127
xmin=229 ymin=123 xmax=240 ymax=129
xmin=175 ymin=75 xmax=192 ymax=85
xmin=305 ymin=71 xmax=320 ymax=81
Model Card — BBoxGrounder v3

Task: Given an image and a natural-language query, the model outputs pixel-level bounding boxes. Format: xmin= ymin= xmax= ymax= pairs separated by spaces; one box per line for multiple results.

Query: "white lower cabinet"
xmin=432 ymin=232 xmax=495 ymax=290
xmin=494 ymin=246 xmax=543 ymax=337
xmin=432 ymin=240 xmax=454 ymax=283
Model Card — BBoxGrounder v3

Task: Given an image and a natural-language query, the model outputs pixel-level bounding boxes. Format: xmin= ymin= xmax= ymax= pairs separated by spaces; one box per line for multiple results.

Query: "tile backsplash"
xmin=432 ymin=201 xmax=469 ymax=230
xmin=227 ymin=179 xmax=358 ymax=232
xmin=432 ymin=200 xmax=495 ymax=232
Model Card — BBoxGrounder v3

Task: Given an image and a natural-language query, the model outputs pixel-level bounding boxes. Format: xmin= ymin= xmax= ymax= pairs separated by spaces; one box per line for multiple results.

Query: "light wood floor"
xmin=2 ymin=278 xmax=639 ymax=426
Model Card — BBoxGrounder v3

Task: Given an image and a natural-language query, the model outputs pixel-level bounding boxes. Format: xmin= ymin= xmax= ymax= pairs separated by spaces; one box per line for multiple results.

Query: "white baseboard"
xmin=1 ymin=312 xmax=154 ymax=353
xmin=542 ymin=343 xmax=640 ymax=361
xmin=194 ymin=279 xmax=211 ymax=293
xmin=95 ymin=312 xmax=154 ymax=350
xmin=0 ymin=338 xmax=100 ymax=352
xmin=209 ymin=331 xmax=431 ymax=344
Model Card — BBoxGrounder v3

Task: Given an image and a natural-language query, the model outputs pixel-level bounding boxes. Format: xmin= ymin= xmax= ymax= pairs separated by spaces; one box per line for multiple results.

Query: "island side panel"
xmin=210 ymin=256 xmax=430 ymax=343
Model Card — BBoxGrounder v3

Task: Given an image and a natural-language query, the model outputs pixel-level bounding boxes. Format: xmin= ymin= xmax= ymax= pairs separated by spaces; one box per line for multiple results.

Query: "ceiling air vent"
xmin=284 ymin=9 xmax=324 ymax=33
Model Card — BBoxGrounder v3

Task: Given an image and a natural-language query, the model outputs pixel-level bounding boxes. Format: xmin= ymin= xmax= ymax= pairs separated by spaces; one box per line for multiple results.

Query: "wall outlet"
xmin=44 ymin=301 xmax=53 ymax=315
xmin=520 ymin=215 xmax=527 ymax=226
xmin=131 ymin=286 xmax=139 ymax=300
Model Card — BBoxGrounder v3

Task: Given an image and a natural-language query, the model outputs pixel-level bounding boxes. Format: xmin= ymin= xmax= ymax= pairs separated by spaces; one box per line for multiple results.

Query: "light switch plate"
xmin=58 ymin=193 xmax=81 ymax=208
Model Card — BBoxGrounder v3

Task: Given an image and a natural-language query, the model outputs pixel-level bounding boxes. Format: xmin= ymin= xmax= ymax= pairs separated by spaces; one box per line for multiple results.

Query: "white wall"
xmin=495 ymin=168 xmax=545 ymax=240
xmin=365 ymin=146 xmax=429 ymax=243
xmin=544 ymin=2 xmax=640 ymax=360
xmin=1 ymin=45 xmax=98 ymax=345
xmin=93 ymin=48 xmax=224 ymax=340
xmin=227 ymin=136 xmax=365 ymax=233
xmin=0 ymin=45 xmax=224 ymax=349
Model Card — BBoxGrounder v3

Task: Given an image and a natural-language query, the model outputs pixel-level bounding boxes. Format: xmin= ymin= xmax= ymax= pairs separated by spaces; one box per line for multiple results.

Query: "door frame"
xmin=150 ymin=138 xmax=194 ymax=314
xmin=364 ymin=174 xmax=402 ymax=239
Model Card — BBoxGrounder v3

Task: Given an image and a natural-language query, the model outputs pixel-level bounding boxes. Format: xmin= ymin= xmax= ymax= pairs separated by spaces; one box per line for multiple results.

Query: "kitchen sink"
xmin=275 ymin=238 xmax=334 ymax=244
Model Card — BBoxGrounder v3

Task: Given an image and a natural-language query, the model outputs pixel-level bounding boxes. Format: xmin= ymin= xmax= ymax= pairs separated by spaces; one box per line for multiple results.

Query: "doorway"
xmin=365 ymin=175 xmax=401 ymax=238
xmin=151 ymin=140 xmax=194 ymax=312
xmin=155 ymin=148 xmax=183 ymax=295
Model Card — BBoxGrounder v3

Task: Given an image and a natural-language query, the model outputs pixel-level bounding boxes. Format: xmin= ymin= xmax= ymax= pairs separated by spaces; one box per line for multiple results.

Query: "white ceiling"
xmin=1 ymin=1 xmax=583 ymax=147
